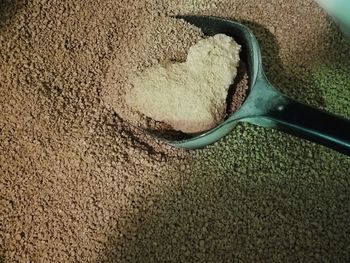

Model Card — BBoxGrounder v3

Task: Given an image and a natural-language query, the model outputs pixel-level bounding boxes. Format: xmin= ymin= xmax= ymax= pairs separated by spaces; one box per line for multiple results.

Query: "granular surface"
xmin=1 ymin=0 xmax=350 ymax=262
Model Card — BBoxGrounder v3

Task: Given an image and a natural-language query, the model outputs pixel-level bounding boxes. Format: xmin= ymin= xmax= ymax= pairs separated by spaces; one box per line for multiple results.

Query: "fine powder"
xmin=126 ymin=34 xmax=241 ymax=134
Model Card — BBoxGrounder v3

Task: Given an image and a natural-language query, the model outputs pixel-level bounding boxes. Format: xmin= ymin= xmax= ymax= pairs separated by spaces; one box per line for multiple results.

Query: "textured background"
xmin=1 ymin=0 xmax=350 ymax=262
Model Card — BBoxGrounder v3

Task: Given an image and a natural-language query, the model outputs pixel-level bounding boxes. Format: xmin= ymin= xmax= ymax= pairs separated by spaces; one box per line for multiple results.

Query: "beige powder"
xmin=126 ymin=34 xmax=241 ymax=133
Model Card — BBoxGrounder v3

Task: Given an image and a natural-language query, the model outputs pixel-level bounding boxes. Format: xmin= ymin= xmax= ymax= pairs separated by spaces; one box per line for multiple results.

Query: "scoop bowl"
xmin=149 ymin=16 xmax=350 ymax=155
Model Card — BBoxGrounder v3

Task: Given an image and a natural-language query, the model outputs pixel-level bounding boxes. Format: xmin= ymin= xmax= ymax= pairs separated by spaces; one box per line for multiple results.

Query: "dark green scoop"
xmin=151 ymin=16 xmax=350 ymax=155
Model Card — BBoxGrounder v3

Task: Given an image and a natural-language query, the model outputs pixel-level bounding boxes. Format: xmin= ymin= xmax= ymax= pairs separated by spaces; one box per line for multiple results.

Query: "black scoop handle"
xmin=265 ymin=96 xmax=350 ymax=156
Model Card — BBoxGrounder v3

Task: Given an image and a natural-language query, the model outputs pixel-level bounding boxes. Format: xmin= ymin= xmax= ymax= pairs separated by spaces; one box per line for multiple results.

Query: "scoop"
xmin=145 ymin=16 xmax=350 ymax=155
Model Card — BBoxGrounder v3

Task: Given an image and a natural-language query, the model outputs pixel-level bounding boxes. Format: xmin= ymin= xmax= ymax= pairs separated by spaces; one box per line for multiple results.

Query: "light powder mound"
xmin=126 ymin=34 xmax=241 ymax=133
xmin=103 ymin=16 xmax=204 ymax=133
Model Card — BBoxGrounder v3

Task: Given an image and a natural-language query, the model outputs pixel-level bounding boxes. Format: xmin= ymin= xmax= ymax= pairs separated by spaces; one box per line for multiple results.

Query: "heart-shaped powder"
xmin=126 ymin=34 xmax=241 ymax=133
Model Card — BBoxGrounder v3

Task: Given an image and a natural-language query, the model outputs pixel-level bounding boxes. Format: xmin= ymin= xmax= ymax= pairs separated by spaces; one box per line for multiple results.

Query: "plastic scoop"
xmin=146 ymin=16 xmax=350 ymax=155
xmin=315 ymin=0 xmax=350 ymax=38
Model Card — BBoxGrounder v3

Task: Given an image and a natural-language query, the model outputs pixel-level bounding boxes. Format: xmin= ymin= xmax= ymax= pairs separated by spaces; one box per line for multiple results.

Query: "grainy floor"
xmin=1 ymin=0 xmax=350 ymax=262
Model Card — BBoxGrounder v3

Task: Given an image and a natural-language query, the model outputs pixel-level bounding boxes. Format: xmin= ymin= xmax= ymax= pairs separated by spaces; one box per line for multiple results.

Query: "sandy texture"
xmin=1 ymin=0 xmax=350 ymax=263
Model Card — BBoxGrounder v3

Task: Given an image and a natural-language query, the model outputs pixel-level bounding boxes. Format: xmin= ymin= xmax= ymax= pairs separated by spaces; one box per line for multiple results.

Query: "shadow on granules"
xmin=97 ymin=22 xmax=350 ymax=262
xmin=0 ymin=0 xmax=24 ymax=27
xmin=311 ymin=19 xmax=350 ymax=117
xmin=242 ymin=20 xmax=325 ymax=108
xmin=99 ymin=126 xmax=350 ymax=262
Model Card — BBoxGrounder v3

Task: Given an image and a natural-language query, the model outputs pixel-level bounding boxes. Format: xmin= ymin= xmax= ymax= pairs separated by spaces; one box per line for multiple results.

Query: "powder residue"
xmin=126 ymin=34 xmax=241 ymax=134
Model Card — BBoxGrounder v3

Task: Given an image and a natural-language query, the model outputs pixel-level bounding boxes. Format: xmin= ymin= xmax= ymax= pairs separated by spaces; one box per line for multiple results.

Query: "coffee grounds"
xmin=1 ymin=0 xmax=350 ymax=262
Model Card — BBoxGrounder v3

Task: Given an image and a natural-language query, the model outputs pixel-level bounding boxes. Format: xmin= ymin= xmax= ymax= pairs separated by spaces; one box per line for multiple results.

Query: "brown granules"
xmin=227 ymin=62 xmax=249 ymax=116
xmin=1 ymin=0 xmax=350 ymax=262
